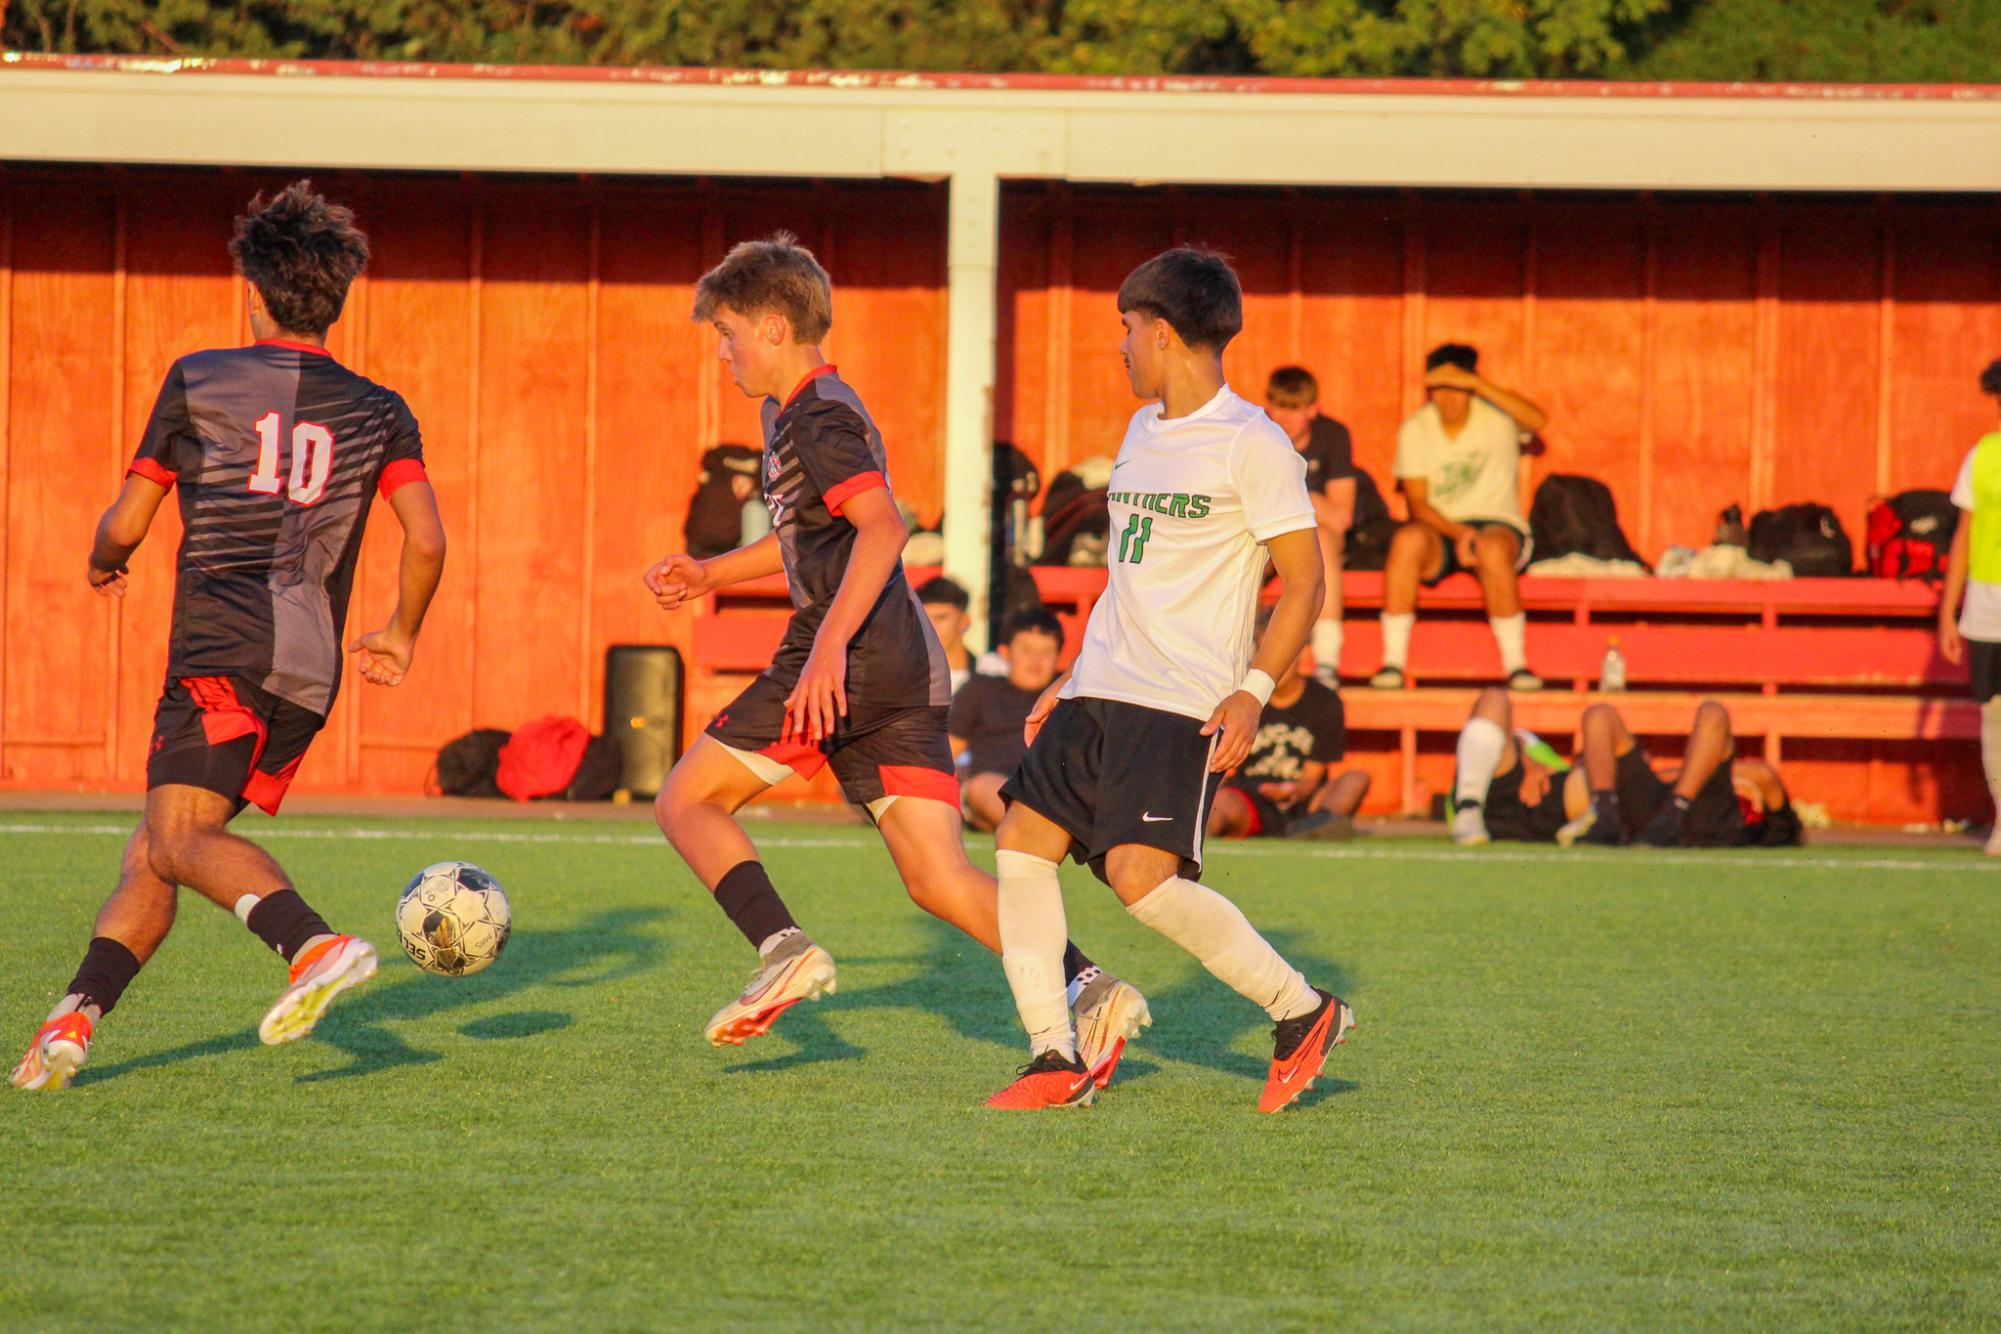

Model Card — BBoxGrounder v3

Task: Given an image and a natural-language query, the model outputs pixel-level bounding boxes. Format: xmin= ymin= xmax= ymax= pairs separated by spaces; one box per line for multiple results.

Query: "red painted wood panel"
xmin=2 ymin=166 xmax=1998 ymax=824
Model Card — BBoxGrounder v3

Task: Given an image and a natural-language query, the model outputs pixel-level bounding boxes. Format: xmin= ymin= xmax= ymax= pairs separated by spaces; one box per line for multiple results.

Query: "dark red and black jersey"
xmin=129 ymin=339 xmax=428 ymax=717
xmin=758 ymin=365 xmax=950 ymax=710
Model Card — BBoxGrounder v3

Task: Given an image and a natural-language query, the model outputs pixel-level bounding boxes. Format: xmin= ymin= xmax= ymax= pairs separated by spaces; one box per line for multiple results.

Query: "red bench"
xmin=684 ymin=568 xmax=1980 ymax=824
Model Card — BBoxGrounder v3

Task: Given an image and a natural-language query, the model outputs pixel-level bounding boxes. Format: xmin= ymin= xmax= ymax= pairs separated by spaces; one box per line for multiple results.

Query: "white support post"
xmin=941 ymin=168 xmax=1001 ymax=653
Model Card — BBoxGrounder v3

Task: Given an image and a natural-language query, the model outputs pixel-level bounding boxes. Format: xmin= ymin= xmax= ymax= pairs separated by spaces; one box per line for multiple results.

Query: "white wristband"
xmin=1239 ymin=668 xmax=1276 ymax=708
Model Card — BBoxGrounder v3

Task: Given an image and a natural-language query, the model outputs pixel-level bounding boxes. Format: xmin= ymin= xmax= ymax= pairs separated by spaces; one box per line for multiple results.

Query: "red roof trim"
xmin=257 ymin=337 xmax=332 ymax=356
xmin=6 ymin=53 xmax=1999 ymax=102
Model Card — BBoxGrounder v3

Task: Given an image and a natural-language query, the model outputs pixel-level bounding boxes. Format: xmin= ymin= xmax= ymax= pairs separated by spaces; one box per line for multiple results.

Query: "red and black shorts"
xmin=706 ymin=671 xmax=957 ymax=813
xmin=147 ymin=675 xmax=324 ymax=816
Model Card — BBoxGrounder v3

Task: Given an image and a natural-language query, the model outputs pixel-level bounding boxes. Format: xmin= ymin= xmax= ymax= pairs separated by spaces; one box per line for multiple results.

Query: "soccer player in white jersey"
xmin=984 ymin=249 xmax=1354 ymax=1112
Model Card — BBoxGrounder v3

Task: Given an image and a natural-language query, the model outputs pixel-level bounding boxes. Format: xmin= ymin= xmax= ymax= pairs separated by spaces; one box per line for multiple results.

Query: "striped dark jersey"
xmin=759 ymin=365 xmax=950 ymax=710
xmin=128 ymin=339 xmax=429 ymax=717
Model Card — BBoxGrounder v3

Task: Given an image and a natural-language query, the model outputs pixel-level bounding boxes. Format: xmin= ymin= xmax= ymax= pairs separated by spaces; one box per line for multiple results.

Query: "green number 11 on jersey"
xmin=1117 ymin=513 xmax=1153 ymax=564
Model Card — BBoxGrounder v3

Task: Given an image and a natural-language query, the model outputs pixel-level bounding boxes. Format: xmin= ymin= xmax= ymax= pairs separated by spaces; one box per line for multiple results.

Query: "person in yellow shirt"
xmin=1937 ymin=357 xmax=2001 ymax=856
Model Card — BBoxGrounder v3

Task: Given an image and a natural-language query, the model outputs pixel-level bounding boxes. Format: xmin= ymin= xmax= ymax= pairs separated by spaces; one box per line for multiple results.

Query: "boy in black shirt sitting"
xmin=1207 ymin=608 xmax=1373 ymax=842
xmin=949 ymin=609 xmax=1066 ymax=832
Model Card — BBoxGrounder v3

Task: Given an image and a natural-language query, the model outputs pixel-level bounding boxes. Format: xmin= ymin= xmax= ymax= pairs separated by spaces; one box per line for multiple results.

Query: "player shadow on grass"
xmin=729 ymin=916 xmax=1359 ymax=1105
xmin=80 ymin=906 xmax=671 ymax=1087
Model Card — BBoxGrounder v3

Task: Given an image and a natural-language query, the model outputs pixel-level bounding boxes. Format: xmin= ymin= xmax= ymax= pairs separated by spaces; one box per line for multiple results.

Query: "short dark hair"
xmin=228 ymin=181 xmax=369 ymax=338
xmin=692 ymin=232 xmax=833 ymax=343
xmin=1001 ymin=607 xmax=1064 ymax=650
xmin=1427 ymin=343 xmax=1479 ymax=374
xmin=1266 ymin=366 xmax=1318 ymax=408
xmin=1981 ymin=358 xmax=2001 ymax=398
xmin=1117 ymin=248 xmax=1243 ymax=353
xmin=916 ymin=575 xmax=970 ymax=611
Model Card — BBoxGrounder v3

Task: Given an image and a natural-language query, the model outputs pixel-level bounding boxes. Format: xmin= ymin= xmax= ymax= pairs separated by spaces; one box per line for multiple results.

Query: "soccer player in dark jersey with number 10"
xmin=646 ymin=235 xmax=1148 ymax=1083
xmin=10 ymin=182 xmax=448 ymax=1091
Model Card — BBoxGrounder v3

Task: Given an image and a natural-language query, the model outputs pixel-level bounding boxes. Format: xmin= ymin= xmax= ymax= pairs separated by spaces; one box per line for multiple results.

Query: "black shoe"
xmin=1285 ymin=811 xmax=1355 ymax=841
xmin=1637 ymin=799 xmax=1688 ymax=847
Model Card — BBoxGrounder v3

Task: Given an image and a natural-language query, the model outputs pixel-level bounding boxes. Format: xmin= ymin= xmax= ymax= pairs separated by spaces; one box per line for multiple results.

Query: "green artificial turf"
xmin=1 ymin=812 xmax=1996 ymax=1329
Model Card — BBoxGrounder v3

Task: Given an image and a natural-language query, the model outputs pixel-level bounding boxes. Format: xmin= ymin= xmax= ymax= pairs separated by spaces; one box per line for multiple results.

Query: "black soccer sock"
xmin=713 ymin=861 xmax=799 ymax=952
xmin=243 ymin=889 xmax=333 ymax=962
xmin=64 ymin=937 xmax=143 ymax=1016
xmin=1062 ymin=942 xmax=1093 ymax=986
xmin=1591 ymin=788 xmax=1620 ymax=821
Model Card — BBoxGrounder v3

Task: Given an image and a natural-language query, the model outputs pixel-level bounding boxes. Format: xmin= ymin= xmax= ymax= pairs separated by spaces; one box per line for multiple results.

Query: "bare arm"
xmin=1427 ymin=364 xmax=1549 ymax=433
xmin=1204 ymin=527 xmax=1325 ymax=771
xmin=1401 ymin=476 xmax=1469 ymax=543
xmin=1312 ymin=477 xmax=1355 ymax=535
xmin=786 ymin=485 xmax=907 ymax=742
xmin=1939 ymin=517 xmax=1970 ymax=664
xmin=86 ymin=475 xmax=172 ymax=598
xmin=350 ymin=481 xmax=447 ymax=686
xmin=644 ymin=531 xmax=784 ymax=612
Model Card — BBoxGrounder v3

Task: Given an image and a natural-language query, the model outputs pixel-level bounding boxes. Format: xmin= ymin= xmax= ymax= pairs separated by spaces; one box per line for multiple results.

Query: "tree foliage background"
xmin=4 ymin=0 xmax=1998 ymax=81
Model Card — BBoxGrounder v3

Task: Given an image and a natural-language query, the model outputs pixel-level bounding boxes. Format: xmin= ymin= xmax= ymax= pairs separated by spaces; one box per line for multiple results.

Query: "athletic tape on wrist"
xmin=1240 ymin=668 xmax=1277 ymax=708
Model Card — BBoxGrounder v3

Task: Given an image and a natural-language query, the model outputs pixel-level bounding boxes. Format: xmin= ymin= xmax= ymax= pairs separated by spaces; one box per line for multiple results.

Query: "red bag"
xmin=495 ymin=716 xmax=590 ymax=801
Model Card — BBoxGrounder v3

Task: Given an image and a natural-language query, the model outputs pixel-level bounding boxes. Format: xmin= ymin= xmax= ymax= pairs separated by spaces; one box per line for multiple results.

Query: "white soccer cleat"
xmin=259 ymin=935 xmax=378 ymax=1046
xmin=1451 ymin=805 xmax=1490 ymax=847
xmin=10 ymin=1012 xmax=93 ymax=1091
xmin=1071 ymin=968 xmax=1152 ymax=1089
xmin=704 ymin=933 xmax=838 ymax=1047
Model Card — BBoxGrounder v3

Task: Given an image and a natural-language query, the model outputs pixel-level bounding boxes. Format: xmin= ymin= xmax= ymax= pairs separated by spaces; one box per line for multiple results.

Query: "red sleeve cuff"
xmin=127 ymin=458 xmax=176 ymax=488
xmin=378 ymin=459 xmax=428 ymax=499
xmin=823 ymin=470 xmax=887 ymax=517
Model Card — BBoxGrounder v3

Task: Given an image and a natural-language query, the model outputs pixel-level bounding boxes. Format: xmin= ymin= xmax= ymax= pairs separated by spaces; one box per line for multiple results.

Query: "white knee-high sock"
xmin=1311 ymin=618 xmax=1344 ymax=674
xmin=1126 ymin=877 xmax=1318 ymax=1022
xmin=1380 ymin=612 xmax=1415 ymax=670
xmin=995 ymin=850 xmax=1075 ymax=1060
xmin=1490 ymin=613 xmax=1528 ymax=674
xmin=1455 ymin=716 xmax=1507 ymax=807
xmin=1982 ymin=699 xmax=2001 ymax=816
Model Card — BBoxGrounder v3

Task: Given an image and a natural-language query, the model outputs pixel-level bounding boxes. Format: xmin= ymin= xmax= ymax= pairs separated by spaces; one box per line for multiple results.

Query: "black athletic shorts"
xmin=1423 ymin=520 xmax=1533 ymax=587
xmin=1221 ymin=778 xmax=1291 ymax=838
xmin=147 ymin=675 xmax=324 ymax=816
xmin=707 ymin=672 xmax=957 ymax=810
xmin=1481 ymin=764 xmax=1571 ymax=842
xmin=1000 ymin=696 xmax=1225 ymax=883
xmin=1613 ymin=747 xmax=1745 ymax=848
xmin=1970 ymin=639 xmax=2001 ymax=704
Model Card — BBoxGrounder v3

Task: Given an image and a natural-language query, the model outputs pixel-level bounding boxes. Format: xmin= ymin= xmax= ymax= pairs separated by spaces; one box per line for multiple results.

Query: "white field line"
xmin=0 ymin=822 xmax=1988 ymax=874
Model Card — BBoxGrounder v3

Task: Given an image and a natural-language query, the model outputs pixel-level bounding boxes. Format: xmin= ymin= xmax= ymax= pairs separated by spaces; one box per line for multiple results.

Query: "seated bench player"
xmin=1448 ymin=689 xmax=1803 ymax=849
xmin=1207 ymin=608 xmax=1371 ymax=841
xmin=950 ymin=609 xmax=1066 ymax=833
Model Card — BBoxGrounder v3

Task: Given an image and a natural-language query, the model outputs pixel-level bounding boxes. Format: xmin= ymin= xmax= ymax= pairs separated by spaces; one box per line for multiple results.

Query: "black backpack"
xmin=1750 ymin=503 xmax=1854 ymax=577
xmin=684 ymin=444 xmax=763 ymax=560
xmin=1529 ymin=474 xmax=1648 ymax=568
xmin=434 ymin=728 xmax=510 ymax=797
xmin=563 ymin=735 xmax=625 ymax=801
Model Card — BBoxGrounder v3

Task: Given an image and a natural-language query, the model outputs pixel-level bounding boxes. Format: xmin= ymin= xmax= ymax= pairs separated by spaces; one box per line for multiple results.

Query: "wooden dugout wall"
xmin=2 ymin=166 xmax=1998 ymax=803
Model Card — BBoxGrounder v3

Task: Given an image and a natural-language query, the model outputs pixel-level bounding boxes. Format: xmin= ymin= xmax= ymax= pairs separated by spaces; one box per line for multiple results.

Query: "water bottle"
xmin=1600 ymin=636 xmax=1627 ymax=693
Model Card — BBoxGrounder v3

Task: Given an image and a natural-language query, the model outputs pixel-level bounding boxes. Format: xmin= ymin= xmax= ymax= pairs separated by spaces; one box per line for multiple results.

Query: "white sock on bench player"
xmin=1456 ymin=717 xmax=1507 ymax=807
xmin=1380 ymin=612 xmax=1414 ymax=670
xmin=1490 ymin=613 xmax=1528 ymax=675
xmin=995 ymin=850 xmax=1076 ymax=1061
xmin=1127 ymin=877 xmax=1318 ymax=1023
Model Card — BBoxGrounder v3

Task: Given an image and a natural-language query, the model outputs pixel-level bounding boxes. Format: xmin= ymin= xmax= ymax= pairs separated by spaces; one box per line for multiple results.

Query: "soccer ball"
xmin=396 ymin=862 xmax=511 ymax=977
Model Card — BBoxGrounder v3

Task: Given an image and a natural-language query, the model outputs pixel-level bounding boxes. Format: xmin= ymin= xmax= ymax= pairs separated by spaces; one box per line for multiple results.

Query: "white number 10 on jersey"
xmin=250 ymin=411 xmax=335 ymax=506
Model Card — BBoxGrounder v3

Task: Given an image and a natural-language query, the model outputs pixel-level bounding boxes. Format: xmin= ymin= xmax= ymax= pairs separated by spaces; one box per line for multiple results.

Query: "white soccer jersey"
xmin=1063 ymin=386 xmax=1317 ymax=721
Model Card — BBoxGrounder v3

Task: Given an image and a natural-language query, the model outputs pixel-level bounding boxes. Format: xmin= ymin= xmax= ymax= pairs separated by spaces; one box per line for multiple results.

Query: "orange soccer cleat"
xmin=985 ymin=1050 xmax=1097 ymax=1110
xmin=1258 ymin=989 xmax=1354 ymax=1114
xmin=10 ymin=1011 xmax=94 ymax=1091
